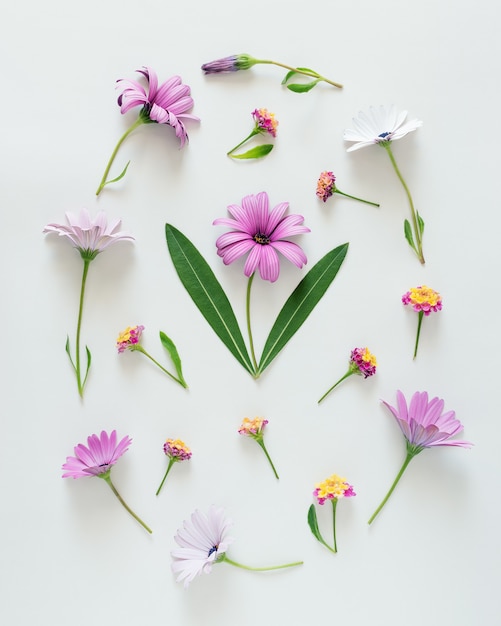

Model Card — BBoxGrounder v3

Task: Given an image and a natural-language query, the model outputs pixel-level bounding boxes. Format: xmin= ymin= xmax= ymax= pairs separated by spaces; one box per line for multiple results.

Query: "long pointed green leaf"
xmin=403 ymin=219 xmax=417 ymax=251
xmin=286 ymin=80 xmax=319 ymax=93
xmin=257 ymin=243 xmax=349 ymax=375
xmin=165 ymin=224 xmax=254 ymax=375
xmin=159 ymin=331 xmax=187 ymax=387
xmin=65 ymin=336 xmax=76 ymax=371
xmin=417 ymin=212 xmax=425 ymax=235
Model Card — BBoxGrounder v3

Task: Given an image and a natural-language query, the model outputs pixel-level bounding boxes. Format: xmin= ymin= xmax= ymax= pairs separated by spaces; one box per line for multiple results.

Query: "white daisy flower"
xmin=171 ymin=506 xmax=234 ymax=588
xmin=343 ymin=105 xmax=422 ymax=152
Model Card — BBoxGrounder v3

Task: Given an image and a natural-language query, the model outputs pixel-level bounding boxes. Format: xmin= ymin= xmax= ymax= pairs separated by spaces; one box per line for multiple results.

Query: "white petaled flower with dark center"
xmin=171 ymin=506 xmax=234 ymax=588
xmin=343 ymin=105 xmax=422 ymax=152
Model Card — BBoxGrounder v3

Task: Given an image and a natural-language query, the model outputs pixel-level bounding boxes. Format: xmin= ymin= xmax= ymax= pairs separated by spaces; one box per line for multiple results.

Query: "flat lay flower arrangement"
xmin=44 ymin=58 xmax=474 ymax=591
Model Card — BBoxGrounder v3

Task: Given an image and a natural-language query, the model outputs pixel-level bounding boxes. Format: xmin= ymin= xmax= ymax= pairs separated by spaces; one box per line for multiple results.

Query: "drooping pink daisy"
xmin=96 ymin=67 xmax=199 ymax=195
xmin=213 ymin=192 xmax=310 ymax=283
xmin=368 ymin=391 xmax=472 ymax=525
xmin=117 ymin=67 xmax=199 ymax=147
xmin=62 ymin=430 xmax=152 ymax=533
xmin=44 ymin=208 xmax=134 ymax=261
xmin=62 ymin=430 xmax=132 ymax=478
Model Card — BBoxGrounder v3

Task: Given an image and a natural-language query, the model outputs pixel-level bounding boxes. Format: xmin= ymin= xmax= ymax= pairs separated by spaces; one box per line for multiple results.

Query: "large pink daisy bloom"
xmin=382 ymin=391 xmax=472 ymax=451
xmin=62 ymin=430 xmax=132 ymax=478
xmin=117 ymin=67 xmax=199 ymax=147
xmin=171 ymin=506 xmax=234 ymax=588
xmin=213 ymin=191 xmax=310 ymax=283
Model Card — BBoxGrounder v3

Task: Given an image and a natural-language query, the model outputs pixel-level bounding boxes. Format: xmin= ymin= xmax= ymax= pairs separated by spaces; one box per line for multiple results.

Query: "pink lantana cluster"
xmin=116 ymin=325 xmax=144 ymax=353
xmin=238 ymin=417 xmax=268 ymax=437
xmin=314 ymin=474 xmax=356 ymax=505
xmin=164 ymin=438 xmax=192 ymax=462
xmin=252 ymin=108 xmax=279 ymax=137
xmin=316 ymin=171 xmax=336 ymax=202
xmin=402 ymin=285 xmax=442 ymax=315
xmin=350 ymin=347 xmax=377 ymax=378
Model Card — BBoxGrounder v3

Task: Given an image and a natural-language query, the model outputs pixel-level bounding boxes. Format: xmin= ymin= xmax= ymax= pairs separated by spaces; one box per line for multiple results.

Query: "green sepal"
xmin=286 ymin=80 xmax=319 ymax=93
xmin=417 ymin=212 xmax=425 ymax=235
xmin=102 ymin=161 xmax=131 ymax=188
xmin=256 ymin=243 xmax=348 ymax=375
xmin=229 ymin=145 xmax=274 ymax=159
xmin=404 ymin=219 xmax=417 ymax=251
xmin=65 ymin=336 xmax=76 ymax=371
xmin=159 ymin=331 xmax=187 ymax=388
xmin=307 ymin=505 xmax=334 ymax=552
xmin=165 ymin=224 xmax=255 ymax=376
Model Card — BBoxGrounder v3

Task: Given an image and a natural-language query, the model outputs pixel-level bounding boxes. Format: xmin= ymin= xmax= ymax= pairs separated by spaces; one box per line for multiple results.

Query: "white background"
xmin=2 ymin=0 xmax=499 ymax=624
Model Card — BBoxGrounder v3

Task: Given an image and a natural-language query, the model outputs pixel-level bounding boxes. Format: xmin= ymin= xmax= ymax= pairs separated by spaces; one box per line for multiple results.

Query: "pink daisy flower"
xmin=213 ymin=191 xmax=310 ymax=283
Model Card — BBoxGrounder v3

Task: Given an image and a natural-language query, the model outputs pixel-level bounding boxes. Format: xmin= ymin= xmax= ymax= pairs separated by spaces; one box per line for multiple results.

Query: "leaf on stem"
xmin=257 ymin=243 xmax=349 ymax=375
xmin=159 ymin=331 xmax=187 ymax=387
xmin=229 ymin=145 xmax=274 ymax=159
xmin=165 ymin=224 xmax=255 ymax=376
xmin=286 ymin=81 xmax=319 ymax=93
xmin=102 ymin=161 xmax=131 ymax=188
xmin=65 ymin=336 xmax=76 ymax=371
xmin=404 ymin=219 xmax=417 ymax=251
xmin=417 ymin=213 xmax=425 ymax=235
xmin=307 ymin=504 xmax=333 ymax=551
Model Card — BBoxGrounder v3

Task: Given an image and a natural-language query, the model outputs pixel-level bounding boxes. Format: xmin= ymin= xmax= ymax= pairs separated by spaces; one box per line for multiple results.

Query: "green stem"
xmin=133 ymin=345 xmax=187 ymax=388
xmin=101 ymin=473 xmax=152 ymax=534
xmin=413 ymin=311 xmax=424 ymax=359
xmin=227 ymin=129 xmax=260 ymax=155
xmin=331 ymin=498 xmax=338 ymax=553
xmin=222 ymin=555 xmax=303 ymax=571
xmin=96 ymin=117 xmax=144 ymax=195
xmin=383 ymin=143 xmax=425 ymax=264
xmin=75 ymin=259 xmax=91 ymax=398
xmin=256 ymin=59 xmax=343 ymax=88
xmin=156 ymin=458 xmax=176 ymax=496
xmin=335 ymin=189 xmax=380 ymax=207
xmin=256 ymin=439 xmax=279 ymax=479
xmin=318 ymin=370 xmax=354 ymax=404
xmin=368 ymin=449 xmax=417 ymax=525
xmin=246 ymin=273 xmax=259 ymax=374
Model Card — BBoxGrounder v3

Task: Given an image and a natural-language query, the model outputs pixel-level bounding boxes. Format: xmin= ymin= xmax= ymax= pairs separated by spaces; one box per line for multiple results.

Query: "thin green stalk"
xmin=227 ymin=129 xmax=259 ymax=155
xmin=156 ymin=458 xmax=176 ymax=496
xmin=318 ymin=370 xmax=354 ymax=404
xmin=256 ymin=439 xmax=279 ymax=479
xmin=331 ymin=499 xmax=338 ymax=553
xmin=101 ymin=473 xmax=152 ymax=534
xmin=368 ymin=450 xmax=416 ymax=525
xmin=335 ymin=189 xmax=380 ymax=207
xmin=413 ymin=311 xmax=424 ymax=359
xmin=133 ymin=345 xmax=187 ymax=388
xmin=383 ymin=143 xmax=425 ymax=264
xmin=222 ymin=555 xmax=303 ymax=571
xmin=75 ymin=259 xmax=90 ymax=398
xmin=256 ymin=59 xmax=343 ymax=88
xmin=96 ymin=118 xmax=144 ymax=195
xmin=246 ymin=273 xmax=259 ymax=374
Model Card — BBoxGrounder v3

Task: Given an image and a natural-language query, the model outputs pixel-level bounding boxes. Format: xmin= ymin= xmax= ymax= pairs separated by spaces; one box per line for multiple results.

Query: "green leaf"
xmin=281 ymin=69 xmax=297 ymax=84
xmin=82 ymin=347 xmax=92 ymax=387
xmin=165 ymin=224 xmax=255 ymax=376
xmin=404 ymin=219 xmax=417 ymax=251
xmin=103 ymin=161 xmax=131 ymax=187
xmin=417 ymin=212 xmax=425 ymax=235
xmin=229 ymin=145 xmax=274 ymax=159
xmin=159 ymin=331 xmax=187 ymax=387
xmin=286 ymin=80 xmax=319 ymax=93
xmin=307 ymin=505 xmax=333 ymax=551
xmin=257 ymin=243 xmax=349 ymax=375
xmin=65 ymin=336 xmax=76 ymax=371
xmin=281 ymin=67 xmax=319 ymax=85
